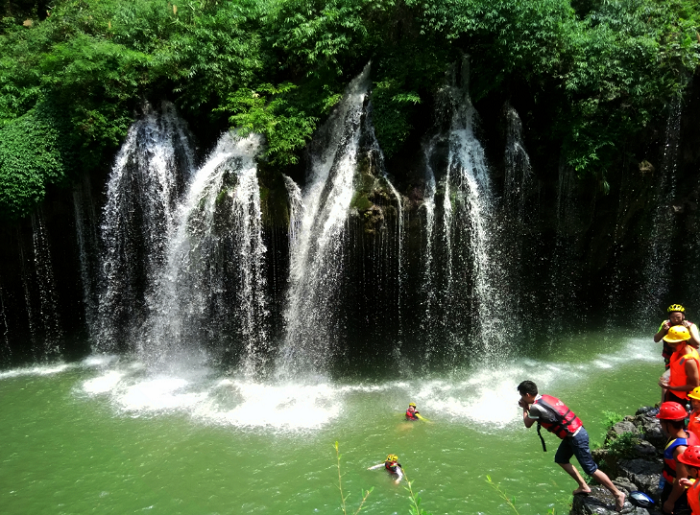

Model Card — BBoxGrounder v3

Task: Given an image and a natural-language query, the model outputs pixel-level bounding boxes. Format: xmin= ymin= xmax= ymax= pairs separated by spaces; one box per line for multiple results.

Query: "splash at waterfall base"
xmin=0 ymin=334 xmax=665 ymax=514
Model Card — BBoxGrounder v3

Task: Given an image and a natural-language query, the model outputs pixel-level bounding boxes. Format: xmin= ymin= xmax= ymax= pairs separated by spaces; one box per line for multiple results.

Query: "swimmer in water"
xmin=368 ymin=454 xmax=403 ymax=484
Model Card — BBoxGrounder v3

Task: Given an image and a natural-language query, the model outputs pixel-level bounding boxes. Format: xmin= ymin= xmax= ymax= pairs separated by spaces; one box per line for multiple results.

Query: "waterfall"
xmin=636 ymin=99 xmax=681 ymax=323
xmin=72 ymin=175 xmax=99 ymax=334
xmin=141 ymin=133 xmax=269 ymax=376
xmin=95 ymin=102 xmax=196 ymax=352
xmin=278 ymin=64 xmax=372 ymax=378
xmin=30 ymin=211 xmax=63 ymax=357
xmin=283 ymin=174 xmax=303 ymax=254
xmin=427 ymin=57 xmax=507 ymax=358
xmin=0 ymin=281 xmax=10 ymax=360
xmin=503 ymin=103 xmax=532 ymax=220
xmin=420 ymin=144 xmax=438 ymax=361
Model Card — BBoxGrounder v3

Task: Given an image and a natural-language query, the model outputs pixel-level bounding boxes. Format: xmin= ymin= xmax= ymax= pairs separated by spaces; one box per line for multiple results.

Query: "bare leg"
xmin=558 ymin=463 xmax=591 ymax=494
xmin=591 ymin=469 xmax=626 ymax=512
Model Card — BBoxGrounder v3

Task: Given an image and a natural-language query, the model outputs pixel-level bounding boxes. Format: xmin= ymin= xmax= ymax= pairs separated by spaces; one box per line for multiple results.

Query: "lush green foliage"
xmin=1 ymin=0 xmax=699 ymax=216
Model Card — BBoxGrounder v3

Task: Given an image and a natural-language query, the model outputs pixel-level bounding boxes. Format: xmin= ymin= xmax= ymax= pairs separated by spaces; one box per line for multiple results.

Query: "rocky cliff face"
xmin=571 ymin=407 xmax=668 ymax=515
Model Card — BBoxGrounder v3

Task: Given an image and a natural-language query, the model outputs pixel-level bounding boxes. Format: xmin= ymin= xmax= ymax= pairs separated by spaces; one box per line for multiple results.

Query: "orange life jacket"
xmin=406 ymin=407 xmax=419 ymax=421
xmin=663 ymin=431 xmax=700 ymax=483
xmin=670 ymin=346 xmax=700 ymax=401
xmin=534 ymin=395 xmax=583 ymax=439
xmin=688 ymin=477 xmax=700 ymax=515
xmin=689 ymin=411 xmax=700 ymax=436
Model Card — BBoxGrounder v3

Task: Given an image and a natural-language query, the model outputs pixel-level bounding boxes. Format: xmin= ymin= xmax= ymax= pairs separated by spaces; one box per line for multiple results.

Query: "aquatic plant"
xmin=334 ymin=441 xmax=373 ymax=515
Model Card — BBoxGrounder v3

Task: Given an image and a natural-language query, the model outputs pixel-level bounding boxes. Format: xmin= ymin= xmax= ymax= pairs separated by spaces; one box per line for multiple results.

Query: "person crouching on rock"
xmin=657 ymin=402 xmax=699 ymax=514
xmin=678 ymin=446 xmax=700 ymax=515
xmin=659 ymin=326 xmax=700 ymax=406
xmin=517 ymin=380 xmax=626 ymax=512
xmin=368 ymin=454 xmax=403 ymax=484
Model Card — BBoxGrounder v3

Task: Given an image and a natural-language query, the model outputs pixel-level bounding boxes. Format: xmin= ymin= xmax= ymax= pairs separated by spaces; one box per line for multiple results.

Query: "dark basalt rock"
xmin=570 ymin=486 xmax=644 ymax=514
xmin=568 ymin=407 xmax=668 ymax=515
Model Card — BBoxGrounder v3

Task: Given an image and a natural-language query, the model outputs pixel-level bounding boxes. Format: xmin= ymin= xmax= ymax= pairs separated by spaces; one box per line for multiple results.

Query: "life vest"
xmin=385 ymin=461 xmax=400 ymax=473
xmin=688 ymin=477 xmax=700 ymax=515
xmin=669 ymin=347 xmax=700 ymax=401
xmin=533 ymin=395 xmax=583 ymax=439
xmin=663 ymin=431 xmax=700 ymax=483
xmin=406 ymin=407 xmax=419 ymax=421
xmin=689 ymin=411 xmax=700 ymax=436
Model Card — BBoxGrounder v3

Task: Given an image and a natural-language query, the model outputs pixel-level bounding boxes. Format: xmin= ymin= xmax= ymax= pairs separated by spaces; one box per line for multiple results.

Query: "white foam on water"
xmin=0 ymin=363 xmax=72 ymax=380
xmin=117 ymin=377 xmax=206 ymax=412
xmin=73 ymin=336 xmax=658 ymax=431
xmin=82 ymin=355 xmax=119 ymax=367
xmin=82 ymin=370 xmax=126 ymax=394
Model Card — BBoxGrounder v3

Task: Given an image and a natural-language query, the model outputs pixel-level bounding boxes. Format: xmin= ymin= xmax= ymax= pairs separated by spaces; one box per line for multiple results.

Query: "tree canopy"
xmin=1 ymin=0 xmax=698 ymax=217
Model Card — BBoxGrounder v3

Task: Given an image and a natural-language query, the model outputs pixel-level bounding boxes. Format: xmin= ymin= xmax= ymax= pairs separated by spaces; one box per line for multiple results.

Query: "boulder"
xmin=569 ymin=486 xmax=646 ymax=514
xmin=607 ymin=421 xmax=639 ymax=440
xmin=618 ymin=459 xmax=663 ymax=499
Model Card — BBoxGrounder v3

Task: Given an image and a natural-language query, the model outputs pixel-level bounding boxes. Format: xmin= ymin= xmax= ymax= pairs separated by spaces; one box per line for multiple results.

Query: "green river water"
xmin=0 ymin=333 xmax=661 ymax=515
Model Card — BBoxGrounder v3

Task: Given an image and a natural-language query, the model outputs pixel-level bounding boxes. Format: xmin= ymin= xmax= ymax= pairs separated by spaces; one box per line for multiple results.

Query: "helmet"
xmin=408 ymin=402 xmax=416 ymax=407
xmin=656 ymin=401 xmax=688 ymax=421
xmin=668 ymin=304 xmax=686 ymax=313
xmin=664 ymin=326 xmax=691 ymax=343
xmin=386 ymin=454 xmax=398 ymax=462
xmin=678 ymin=446 xmax=700 ymax=468
xmin=689 ymin=386 xmax=700 ymax=401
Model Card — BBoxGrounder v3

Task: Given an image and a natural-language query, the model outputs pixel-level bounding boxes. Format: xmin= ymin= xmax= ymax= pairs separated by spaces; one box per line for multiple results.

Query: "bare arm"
xmin=393 ymin=466 xmax=403 ymax=484
xmin=367 ymin=463 xmax=384 ymax=470
xmin=655 ymin=321 xmax=670 ymax=342
xmin=689 ymin=322 xmax=700 ymax=348
xmin=518 ymin=399 xmax=537 ymax=428
xmin=666 ymin=451 xmax=690 ymax=512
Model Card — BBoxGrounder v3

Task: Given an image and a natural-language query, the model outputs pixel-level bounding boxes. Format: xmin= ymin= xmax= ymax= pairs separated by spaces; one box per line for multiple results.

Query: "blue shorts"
xmin=554 ymin=427 xmax=598 ymax=475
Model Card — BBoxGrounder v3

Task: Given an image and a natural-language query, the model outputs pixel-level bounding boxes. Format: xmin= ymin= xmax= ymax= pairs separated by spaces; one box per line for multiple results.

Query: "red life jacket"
xmin=533 ymin=395 xmax=583 ymax=439
xmin=406 ymin=407 xmax=419 ymax=421
xmin=663 ymin=431 xmax=700 ymax=483
xmin=385 ymin=461 xmax=400 ymax=473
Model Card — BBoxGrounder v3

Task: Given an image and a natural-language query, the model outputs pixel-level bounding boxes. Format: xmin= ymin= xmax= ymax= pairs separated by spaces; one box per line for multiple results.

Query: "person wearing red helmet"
xmin=517 ymin=380 xmax=626 ymax=512
xmin=657 ymin=402 xmax=700 ymax=514
xmin=678 ymin=446 xmax=700 ymax=515
xmin=659 ymin=326 xmax=700 ymax=406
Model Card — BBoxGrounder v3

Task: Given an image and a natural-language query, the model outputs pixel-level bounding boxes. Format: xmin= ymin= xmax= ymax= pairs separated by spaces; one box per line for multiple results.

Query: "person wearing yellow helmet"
xmin=659 ymin=326 xmax=700 ymax=406
xmin=655 ymin=305 xmax=700 ymax=369
xmin=689 ymin=387 xmax=700 ymax=436
xmin=406 ymin=402 xmax=421 ymax=421
xmin=367 ymin=454 xmax=403 ymax=484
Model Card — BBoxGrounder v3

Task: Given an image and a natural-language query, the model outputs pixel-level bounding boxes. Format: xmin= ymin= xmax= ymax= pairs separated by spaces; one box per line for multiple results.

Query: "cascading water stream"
xmin=420 ymin=144 xmax=438 ymax=359
xmin=636 ymin=98 xmax=681 ymax=323
xmin=283 ymin=174 xmax=303 ymax=254
xmin=95 ymin=102 xmax=196 ymax=352
xmin=141 ymin=133 xmax=270 ymax=375
xmin=278 ymin=64 xmax=372 ymax=378
xmin=429 ymin=57 xmax=507 ymax=357
xmin=72 ymin=176 xmax=99 ymax=334
xmin=30 ymin=211 xmax=63 ymax=357
xmin=503 ymin=104 xmax=532 ymax=220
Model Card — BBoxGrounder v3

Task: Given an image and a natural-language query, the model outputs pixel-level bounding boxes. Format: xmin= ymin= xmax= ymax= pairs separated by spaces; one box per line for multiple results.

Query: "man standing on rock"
xmin=657 ymin=402 xmax=698 ymax=514
xmin=517 ymin=380 xmax=626 ymax=512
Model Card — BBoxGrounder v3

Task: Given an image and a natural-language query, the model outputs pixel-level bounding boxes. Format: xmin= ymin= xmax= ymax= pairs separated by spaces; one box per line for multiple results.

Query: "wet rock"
xmin=612 ymin=477 xmax=637 ymax=494
xmin=631 ymin=440 xmax=658 ymax=460
xmin=570 ymin=486 xmax=644 ymax=514
xmin=618 ymin=459 xmax=662 ymax=496
xmin=606 ymin=421 xmax=639 ymax=442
